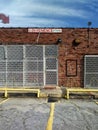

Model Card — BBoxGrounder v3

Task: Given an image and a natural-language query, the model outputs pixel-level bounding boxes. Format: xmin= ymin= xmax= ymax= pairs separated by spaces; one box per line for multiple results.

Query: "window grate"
xmin=84 ymin=55 xmax=98 ymax=88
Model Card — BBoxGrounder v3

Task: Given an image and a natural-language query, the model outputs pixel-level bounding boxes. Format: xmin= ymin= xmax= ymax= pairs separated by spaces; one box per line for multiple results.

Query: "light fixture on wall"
xmin=72 ymin=38 xmax=81 ymax=49
xmin=57 ymin=38 xmax=62 ymax=44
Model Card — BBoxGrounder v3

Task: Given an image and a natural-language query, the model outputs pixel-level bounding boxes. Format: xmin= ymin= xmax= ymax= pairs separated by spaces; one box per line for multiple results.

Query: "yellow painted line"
xmin=46 ymin=103 xmax=55 ymax=130
xmin=95 ymin=102 xmax=98 ymax=105
xmin=0 ymin=98 xmax=9 ymax=105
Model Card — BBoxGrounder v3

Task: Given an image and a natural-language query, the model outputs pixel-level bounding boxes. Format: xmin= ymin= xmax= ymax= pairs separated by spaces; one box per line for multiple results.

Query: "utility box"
xmin=84 ymin=55 xmax=98 ymax=88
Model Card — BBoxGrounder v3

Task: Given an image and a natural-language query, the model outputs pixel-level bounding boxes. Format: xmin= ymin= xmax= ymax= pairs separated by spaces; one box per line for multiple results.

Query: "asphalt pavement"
xmin=0 ymin=98 xmax=98 ymax=130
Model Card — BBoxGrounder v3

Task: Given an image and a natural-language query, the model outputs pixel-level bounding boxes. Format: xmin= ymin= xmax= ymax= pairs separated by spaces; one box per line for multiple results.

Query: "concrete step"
xmin=40 ymin=87 xmax=64 ymax=98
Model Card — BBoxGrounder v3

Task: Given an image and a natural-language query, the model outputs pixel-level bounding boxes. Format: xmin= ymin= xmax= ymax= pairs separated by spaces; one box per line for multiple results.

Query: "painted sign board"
xmin=28 ymin=28 xmax=62 ymax=33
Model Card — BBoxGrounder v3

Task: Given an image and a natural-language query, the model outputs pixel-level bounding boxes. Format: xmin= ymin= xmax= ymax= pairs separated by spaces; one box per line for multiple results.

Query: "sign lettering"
xmin=28 ymin=28 xmax=62 ymax=33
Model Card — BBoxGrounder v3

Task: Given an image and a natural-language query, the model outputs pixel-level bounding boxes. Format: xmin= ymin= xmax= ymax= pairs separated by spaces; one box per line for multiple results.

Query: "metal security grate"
xmin=24 ymin=46 xmax=43 ymax=86
xmin=0 ymin=45 xmax=58 ymax=87
xmin=45 ymin=45 xmax=57 ymax=57
xmin=0 ymin=46 xmax=6 ymax=86
xmin=46 ymin=71 xmax=57 ymax=84
xmin=46 ymin=58 xmax=57 ymax=70
xmin=0 ymin=46 xmax=5 ymax=60
xmin=7 ymin=46 xmax=23 ymax=60
xmin=45 ymin=45 xmax=58 ymax=85
xmin=25 ymin=46 xmax=43 ymax=60
xmin=7 ymin=46 xmax=23 ymax=86
xmin=84 ymin=55 xmax=98 ymax=88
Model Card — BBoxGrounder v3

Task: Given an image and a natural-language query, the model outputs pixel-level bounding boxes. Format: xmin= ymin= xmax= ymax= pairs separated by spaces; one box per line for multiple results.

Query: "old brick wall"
xmin=58 ymin=28 xmax=98 ymax=87
xmin=0 ymin=28 xmax=98 ymax=87
xmin=0 ymin=28 xmax=62 ymax=44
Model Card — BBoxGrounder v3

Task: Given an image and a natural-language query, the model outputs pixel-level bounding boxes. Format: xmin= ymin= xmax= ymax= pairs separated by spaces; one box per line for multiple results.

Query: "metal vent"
xmin=84 ymin=55 xmax=98 ymax=88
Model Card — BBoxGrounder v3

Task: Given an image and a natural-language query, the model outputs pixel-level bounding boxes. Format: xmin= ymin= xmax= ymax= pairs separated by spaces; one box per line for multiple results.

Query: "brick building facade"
xmin=0 ymin=28 xmax=98 ymax=88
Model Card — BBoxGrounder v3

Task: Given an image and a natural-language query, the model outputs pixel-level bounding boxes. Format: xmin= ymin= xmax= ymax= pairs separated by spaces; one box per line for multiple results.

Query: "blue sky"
xmin=0 ymin=0 xmax=98 ymax=28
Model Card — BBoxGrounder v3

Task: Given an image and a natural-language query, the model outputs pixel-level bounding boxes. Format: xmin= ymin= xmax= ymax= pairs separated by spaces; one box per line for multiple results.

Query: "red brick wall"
xmin=0 ymin=28 xmax=98 ymax=87
xmin=58 ymin=28 xmax=98 ymax=87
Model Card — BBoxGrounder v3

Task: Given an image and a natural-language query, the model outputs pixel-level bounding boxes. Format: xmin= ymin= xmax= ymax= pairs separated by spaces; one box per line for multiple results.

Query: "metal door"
xmin=45 ymin=45 xmax=58 ymax=85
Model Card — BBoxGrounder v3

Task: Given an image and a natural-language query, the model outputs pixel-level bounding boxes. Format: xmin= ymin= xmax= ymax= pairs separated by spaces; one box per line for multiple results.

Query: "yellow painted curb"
xmin=46 ymin=103 xmax=55 ymax=130
xmin=66 ymin=88 xmax=98 ymax=99
xmin=95 ymin=101 xmax=98 ymax=105
xmin=0 ymin=98 xmax=9 ymax=105
xmin=0 ymin=88 xmax=40 ymax=98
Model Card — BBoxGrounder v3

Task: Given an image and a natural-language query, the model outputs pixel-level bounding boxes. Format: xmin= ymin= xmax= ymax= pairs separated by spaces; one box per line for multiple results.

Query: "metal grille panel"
xmin=84 ymin=55 xmax=98 ymax=88
xmin=46 ymin=71 xmax=57 ymax=84
xmin=24 ymin=45 xmax=44 ymax=86
xmin=25 ymin=61 xmax=43 ymax=71
xmin=45 ymin=45 xmax=57 ymax=57
xmin=0 ymin=73 xmax=6 ymax=86
xmin=24 ymin=73 xmax=43 ymax=86
xmin=7 ymin=61 xmax=23 ymax=72
xmin=45 ymin=45 xmax=58 ymax=85
xmin=0 ymin=46 xmax=5 ymax=60
xmin=6 ymin=46 xmax=23 ymax=87
xmin=0 ymin=45 xmax=58 ymax=87
xmin=25 ymin=46 xmax=43 ymax=60
xmin=46 ymin=58 xmax=57 ymax=70
xmin=0 ymin=62 xmax=6 ymax=71
xmin=7 ymin=46 xmax=23 ymax=60
xmin=7 ymin=73 xmax=23 ymax=86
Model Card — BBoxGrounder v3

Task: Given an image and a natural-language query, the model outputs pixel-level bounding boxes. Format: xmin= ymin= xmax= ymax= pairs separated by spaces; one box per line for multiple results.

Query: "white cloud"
xmin=0 ymin=16 xmax=68 ymax=27
xmin=0 ymin=0 xmax=98 ymax=27
xmin=1 ymin=0 xmax=89 ymax=18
